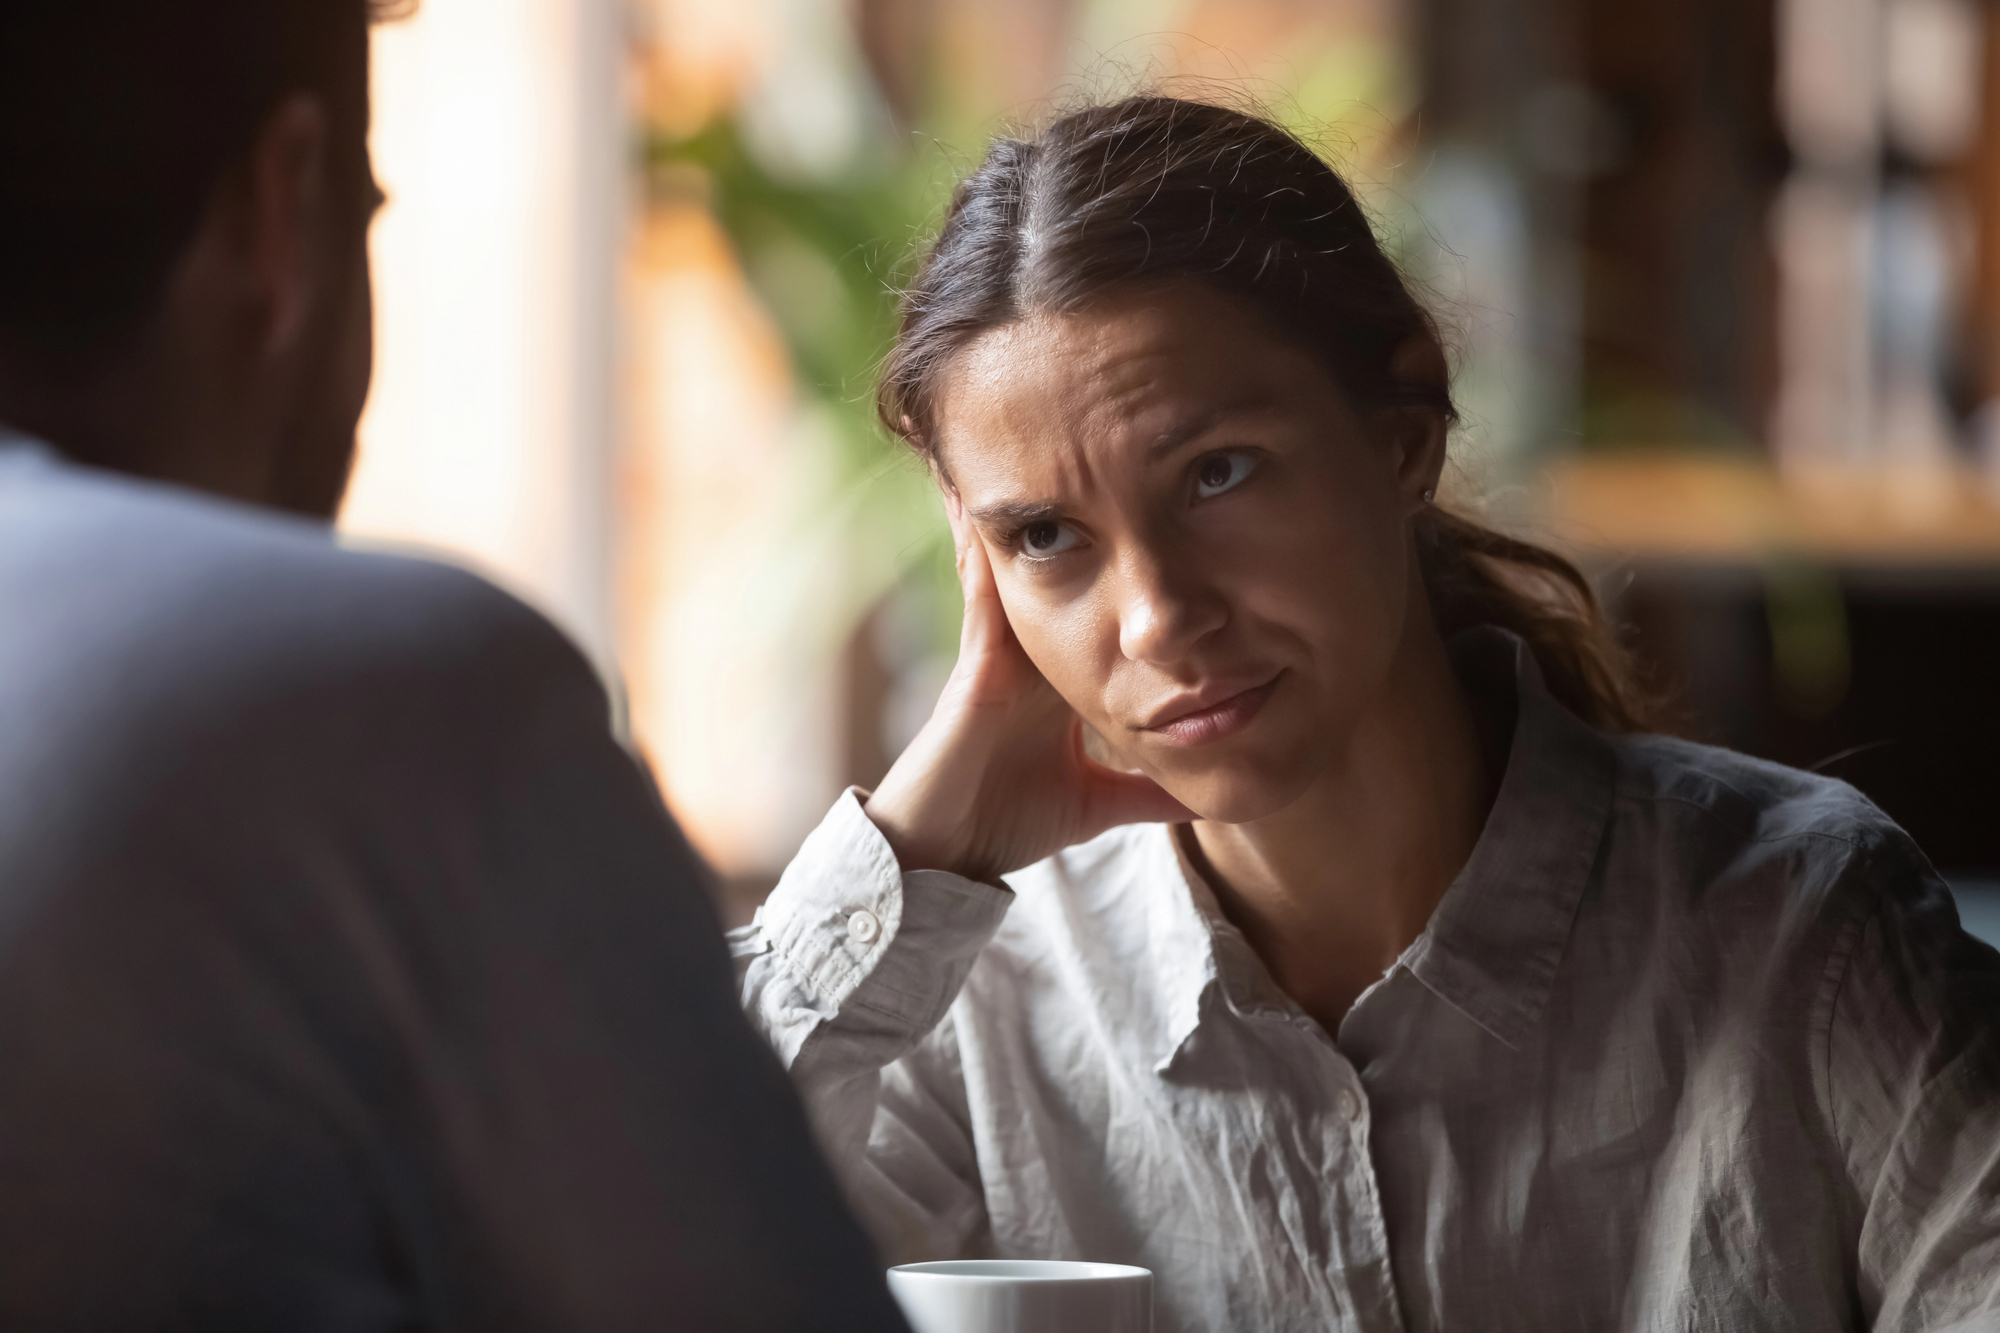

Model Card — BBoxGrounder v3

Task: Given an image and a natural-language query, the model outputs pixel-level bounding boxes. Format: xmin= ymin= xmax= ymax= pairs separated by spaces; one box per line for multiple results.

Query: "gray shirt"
xmin=738 ymin=626 xmax=2000 ymax=1332
xmin=0 ymin=437 xmax=907 ymax=1331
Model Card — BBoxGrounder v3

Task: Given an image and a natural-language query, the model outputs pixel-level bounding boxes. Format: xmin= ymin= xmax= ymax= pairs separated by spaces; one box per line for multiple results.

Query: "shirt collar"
xmin=1144 ymin=827 xmax=1291 ymax=1075
xmin=1144 ymin=833 xmax=1225 ymax=1074
xmin=1401 ymin=627 xmax=1614 ymax=1049
xmin=1145 ymin=626 xmax=1615 ymax=1071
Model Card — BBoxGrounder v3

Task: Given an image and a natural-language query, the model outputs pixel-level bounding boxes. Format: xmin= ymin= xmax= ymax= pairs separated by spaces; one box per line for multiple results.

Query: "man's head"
xmin=0 ymin=0 xmax=402 ymax=517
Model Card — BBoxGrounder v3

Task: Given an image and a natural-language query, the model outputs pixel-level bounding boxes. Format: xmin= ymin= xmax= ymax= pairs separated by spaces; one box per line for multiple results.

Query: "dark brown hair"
xmin=0 ymin=0 xmax=404 ymax=363
xmin=879 ymin=95 xmax=1658 ymax=733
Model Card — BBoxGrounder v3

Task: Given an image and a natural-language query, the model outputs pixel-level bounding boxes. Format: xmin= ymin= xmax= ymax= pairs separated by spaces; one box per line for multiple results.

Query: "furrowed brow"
xmin=967 ymin=499 xmax=1064 ymax=528
xmin=1144 ymin=397 xmax=1273 ymax=462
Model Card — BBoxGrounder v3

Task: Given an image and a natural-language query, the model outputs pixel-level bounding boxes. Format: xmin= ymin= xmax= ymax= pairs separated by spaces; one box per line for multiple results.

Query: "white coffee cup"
xmin=886 ymin=1259 xmax=1152 ymax=1333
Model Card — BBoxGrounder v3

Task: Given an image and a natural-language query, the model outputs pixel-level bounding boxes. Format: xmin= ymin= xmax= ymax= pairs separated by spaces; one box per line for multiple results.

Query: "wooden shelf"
xmin=1538 ymin=452 xmax=2000 ymax=566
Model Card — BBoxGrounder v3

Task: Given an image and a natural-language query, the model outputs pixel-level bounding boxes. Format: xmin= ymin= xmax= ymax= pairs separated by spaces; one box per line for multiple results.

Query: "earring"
xmin=1420 ymin=486 xmax=1436 ymax=504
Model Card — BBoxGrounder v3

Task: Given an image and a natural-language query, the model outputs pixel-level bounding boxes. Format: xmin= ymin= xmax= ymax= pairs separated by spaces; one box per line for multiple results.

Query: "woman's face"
xmin=933 ymin=281 xmax=1442 ymax=823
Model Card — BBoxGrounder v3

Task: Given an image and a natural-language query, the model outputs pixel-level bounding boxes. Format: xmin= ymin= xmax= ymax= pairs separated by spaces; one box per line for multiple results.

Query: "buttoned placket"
xmin=1165 ymin=824 xmax=1411 ymax=1332
xmin=1278 ymin=1000 xmax=1407 ymax=1333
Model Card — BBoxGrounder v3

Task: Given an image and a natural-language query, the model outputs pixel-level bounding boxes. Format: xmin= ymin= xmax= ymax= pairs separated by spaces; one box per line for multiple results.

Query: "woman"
xmin=732 ymin=97 xmax=2000 ymax=1331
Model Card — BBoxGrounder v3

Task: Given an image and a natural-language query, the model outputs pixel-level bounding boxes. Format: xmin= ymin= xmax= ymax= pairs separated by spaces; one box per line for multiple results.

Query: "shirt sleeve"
xmin=734 ymin=789 xmax=1013 ymax=1262
xmin=1822 ymin=836 xmax=2000 ymax=1332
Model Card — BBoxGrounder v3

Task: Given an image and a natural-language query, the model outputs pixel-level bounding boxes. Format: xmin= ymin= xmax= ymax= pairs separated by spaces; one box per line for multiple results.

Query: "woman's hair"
xmin=878 ymin=95 xmax=1660 ymax=733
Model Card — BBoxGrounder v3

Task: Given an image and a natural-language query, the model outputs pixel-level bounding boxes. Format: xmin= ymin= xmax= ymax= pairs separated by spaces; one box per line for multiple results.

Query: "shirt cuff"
xmin=758 ymin=788 xmax=1014 ymax=1023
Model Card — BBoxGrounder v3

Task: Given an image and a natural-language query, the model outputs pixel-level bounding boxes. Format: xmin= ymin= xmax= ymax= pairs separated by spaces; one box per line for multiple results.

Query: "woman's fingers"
xmin=955 ymin=528 xmax=1016 ymax=669
xmin=945 ymin=492 xmax=968 ymax=565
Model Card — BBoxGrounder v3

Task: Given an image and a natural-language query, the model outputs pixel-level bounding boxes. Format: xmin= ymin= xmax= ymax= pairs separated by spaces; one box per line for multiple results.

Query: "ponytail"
xmin=1416 ymin=505 xmax=1661 ymax=733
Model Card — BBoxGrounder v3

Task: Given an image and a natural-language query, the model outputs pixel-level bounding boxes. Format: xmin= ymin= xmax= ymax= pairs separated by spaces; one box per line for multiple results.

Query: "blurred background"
xmin=342 ymin=0 xmax=2000 ymax=936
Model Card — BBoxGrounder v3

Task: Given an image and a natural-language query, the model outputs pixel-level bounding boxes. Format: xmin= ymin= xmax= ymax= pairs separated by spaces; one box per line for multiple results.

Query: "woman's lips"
xmin=1142 ymin=672 xmax=1283 ymax=747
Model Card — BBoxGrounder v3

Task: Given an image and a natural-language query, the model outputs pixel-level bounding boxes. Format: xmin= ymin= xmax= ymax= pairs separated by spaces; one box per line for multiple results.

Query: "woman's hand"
xmin=863 ymin=498 xmax=1195 ymax=883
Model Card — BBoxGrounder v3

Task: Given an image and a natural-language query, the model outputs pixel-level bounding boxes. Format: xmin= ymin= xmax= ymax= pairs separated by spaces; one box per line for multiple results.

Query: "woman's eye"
xmin=1195 ymin=452 xmax=1256 ymax=499
xmin=1020 ymin=520 xmax=1081 ymax=558
xmin=1021 ymin=520 xmax=1080 ymax=557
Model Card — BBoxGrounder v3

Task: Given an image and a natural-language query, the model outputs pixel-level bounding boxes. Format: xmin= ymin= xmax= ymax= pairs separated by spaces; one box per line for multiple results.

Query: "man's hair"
xmin=0 ymin=0 xmax=398 ymax=365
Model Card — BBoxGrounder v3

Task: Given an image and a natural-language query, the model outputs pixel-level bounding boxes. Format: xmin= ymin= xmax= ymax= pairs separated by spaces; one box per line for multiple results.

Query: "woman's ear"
xmin=1391 ymin=411 xmax=1449 ymax=513
xmin=1386 ymin=336 xmax=1450 ymax=510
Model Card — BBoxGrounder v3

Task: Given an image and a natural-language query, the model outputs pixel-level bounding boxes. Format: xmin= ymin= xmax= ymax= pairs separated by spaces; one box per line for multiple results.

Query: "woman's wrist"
xmin=861 ymin=705 xmax=992 ymax=877
xmin=861 ymin=786 xmax=965 ymax=877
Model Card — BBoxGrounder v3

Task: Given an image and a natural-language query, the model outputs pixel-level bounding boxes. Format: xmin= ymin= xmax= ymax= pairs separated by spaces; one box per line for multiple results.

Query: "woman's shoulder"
xmin=1599 ymin=731 xmax=1958 ymax=965
xmin=1609 ymin=731 xmax=1898 ymax=854
xmin=1601 ymin=737 xmax=2000 ymax=1226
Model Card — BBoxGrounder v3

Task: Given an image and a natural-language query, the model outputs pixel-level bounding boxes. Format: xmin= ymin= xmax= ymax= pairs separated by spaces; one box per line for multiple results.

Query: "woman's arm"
xmin=732 ymin=791 xmax=1010 ymax=1262
xmin=733 ymin=494 xmax=1190 ymax=1262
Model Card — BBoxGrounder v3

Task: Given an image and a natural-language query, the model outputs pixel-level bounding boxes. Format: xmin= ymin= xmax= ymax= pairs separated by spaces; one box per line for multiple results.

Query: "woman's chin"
xmin=1126 ymin=707 xmax=1328 ymax=825
xmin=1155 ymin=760 xmax=1315 ymax=827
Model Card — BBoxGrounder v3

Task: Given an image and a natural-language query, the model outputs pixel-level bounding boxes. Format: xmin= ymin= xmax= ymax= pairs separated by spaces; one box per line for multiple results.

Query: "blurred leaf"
xmin=647 ymin=115 xmax=960 ymax=650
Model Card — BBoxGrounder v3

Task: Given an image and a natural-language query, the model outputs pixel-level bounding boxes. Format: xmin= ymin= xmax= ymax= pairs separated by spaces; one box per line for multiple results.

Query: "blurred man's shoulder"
xmin=0 ymin=453 xmax=596 ymax=738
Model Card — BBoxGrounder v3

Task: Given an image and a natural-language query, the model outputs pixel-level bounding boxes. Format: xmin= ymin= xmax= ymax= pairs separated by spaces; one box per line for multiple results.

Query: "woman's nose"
xmin=1114 ymin=548 xmax=1228 ymax=665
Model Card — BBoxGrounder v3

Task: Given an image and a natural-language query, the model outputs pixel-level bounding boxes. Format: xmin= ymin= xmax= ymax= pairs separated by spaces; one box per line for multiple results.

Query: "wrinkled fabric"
xmin=0 ymin=435 xmax=907 ymax=1332
xmin=735 ymin=628 xmax=2000 ymax=1333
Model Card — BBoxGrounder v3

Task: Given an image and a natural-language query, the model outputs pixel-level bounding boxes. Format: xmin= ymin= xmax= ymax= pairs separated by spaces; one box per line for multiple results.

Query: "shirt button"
xmin=1336 ymin=1088 xmax=1363 ymax=1120
xmin=846 ymin=909 xmax=882 ymax=944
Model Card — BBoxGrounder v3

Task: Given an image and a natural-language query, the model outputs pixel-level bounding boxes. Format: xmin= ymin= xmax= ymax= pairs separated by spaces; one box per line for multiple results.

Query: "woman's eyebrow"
xmin=968 ymin=499 xmax=1063 ymax=528
xmin=1145 ymin=397 xmax=1273 ymax=461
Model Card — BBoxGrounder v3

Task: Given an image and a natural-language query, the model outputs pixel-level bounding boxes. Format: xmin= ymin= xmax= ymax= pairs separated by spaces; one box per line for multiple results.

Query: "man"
xmin=0 ymin=2 xmax=906 ymax=1328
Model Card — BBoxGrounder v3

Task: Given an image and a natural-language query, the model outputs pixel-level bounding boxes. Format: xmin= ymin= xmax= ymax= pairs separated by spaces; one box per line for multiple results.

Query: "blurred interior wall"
xmin=621 ymin=204 xmax=848 ymax=876
xmin=343 ymin=0 xmax=627 ymax=666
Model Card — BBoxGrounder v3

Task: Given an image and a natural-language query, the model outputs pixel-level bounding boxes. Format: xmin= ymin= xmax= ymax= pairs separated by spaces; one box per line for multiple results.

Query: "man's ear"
xmin=243 ymin=95 xmax=333 ymax=357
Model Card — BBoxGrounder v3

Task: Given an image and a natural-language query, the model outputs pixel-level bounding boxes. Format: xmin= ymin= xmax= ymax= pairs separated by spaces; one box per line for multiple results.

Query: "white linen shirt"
xmin=733 ymin=630 xmax=2000 ymax=1332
